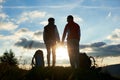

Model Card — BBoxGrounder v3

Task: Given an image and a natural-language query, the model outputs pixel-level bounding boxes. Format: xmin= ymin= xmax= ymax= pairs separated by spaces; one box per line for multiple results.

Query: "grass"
xmin=0 ymin=63 xmax=120 ymax=80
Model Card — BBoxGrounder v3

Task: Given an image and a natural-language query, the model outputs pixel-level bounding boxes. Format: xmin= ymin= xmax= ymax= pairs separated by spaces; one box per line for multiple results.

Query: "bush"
xmin=0 ymin=49 xmax=18 ymax=66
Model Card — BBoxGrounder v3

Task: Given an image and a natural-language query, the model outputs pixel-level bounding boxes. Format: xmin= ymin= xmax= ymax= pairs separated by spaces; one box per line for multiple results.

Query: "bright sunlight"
xmin=56 ymin=45 xmax=69 ymax=60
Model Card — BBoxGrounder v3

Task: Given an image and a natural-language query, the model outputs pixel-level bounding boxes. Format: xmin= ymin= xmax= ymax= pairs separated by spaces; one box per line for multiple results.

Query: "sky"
xmin=0 ymin=0 xmax=120 ymax=66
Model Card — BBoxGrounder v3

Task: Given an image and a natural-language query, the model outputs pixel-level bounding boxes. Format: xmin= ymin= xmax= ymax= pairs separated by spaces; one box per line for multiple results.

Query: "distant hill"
xmin=101 ymin=64 xmax=120 ymax=79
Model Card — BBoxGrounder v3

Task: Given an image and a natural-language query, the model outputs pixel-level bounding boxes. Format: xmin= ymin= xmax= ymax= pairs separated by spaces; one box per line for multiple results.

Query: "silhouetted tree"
xmin=0 ymin=49 xmax=18 ymax=66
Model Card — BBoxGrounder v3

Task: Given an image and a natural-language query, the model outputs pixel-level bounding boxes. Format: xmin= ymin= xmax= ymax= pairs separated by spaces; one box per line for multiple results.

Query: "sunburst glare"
xmin=56 ymin=45 xmax=69 ymax=60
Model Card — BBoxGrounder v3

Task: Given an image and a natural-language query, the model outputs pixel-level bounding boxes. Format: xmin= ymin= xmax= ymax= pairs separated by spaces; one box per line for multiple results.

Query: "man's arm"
xmin=62 ymin=25 xmax=68 ymax=42
xmin=78 ymin=24 xmax=81 ymax=41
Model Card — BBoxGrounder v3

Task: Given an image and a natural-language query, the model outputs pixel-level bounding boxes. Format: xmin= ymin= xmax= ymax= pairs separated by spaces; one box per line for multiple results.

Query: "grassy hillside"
xmin=0 ymin=63 xmax=120 ymax=80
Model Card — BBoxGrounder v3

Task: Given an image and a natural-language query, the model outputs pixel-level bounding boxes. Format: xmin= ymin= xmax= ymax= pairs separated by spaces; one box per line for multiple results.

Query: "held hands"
xmin=56 ymin=41 xmax=65 ymax=47
xmin=59 ymin=41 xmax=65 ymax=47
xmin=60 ymin=41 xmax=64 ymax=46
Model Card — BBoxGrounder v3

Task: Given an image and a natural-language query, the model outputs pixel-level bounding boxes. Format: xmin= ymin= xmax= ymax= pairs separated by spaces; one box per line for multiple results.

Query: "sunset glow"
xmin=56 ymin=45 xmax=69 ymax=60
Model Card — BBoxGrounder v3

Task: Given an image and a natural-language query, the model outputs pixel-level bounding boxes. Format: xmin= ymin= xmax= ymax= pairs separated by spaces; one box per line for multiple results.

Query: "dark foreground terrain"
xmin=0 ymin=63 xmax=120 ymax=80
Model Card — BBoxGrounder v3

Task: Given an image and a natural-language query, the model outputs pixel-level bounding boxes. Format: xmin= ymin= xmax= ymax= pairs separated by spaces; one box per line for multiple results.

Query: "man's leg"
xmin=67 ymin=40 xmax=75 ymax=68
xmin=72 ymin=40 xmax=80 ymax=68
xmin=52 ymin=43 xmax=56 ymax=67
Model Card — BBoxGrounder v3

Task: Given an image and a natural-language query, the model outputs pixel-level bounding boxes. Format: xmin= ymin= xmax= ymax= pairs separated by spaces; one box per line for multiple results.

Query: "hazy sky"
xmin=0 ymin=0 xmax=120 ymax=65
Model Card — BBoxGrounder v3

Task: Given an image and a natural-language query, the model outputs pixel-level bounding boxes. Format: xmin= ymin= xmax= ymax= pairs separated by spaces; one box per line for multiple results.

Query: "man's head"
xmin=67 ymin=15 xmax=74 ymax=22
xmin=48 ymin=17 xmax=55 ymax=24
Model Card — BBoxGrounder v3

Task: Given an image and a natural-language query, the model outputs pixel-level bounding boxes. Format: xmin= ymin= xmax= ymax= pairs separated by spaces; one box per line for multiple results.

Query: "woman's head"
xmin=48 ymin=17 xmax=55 ymax=24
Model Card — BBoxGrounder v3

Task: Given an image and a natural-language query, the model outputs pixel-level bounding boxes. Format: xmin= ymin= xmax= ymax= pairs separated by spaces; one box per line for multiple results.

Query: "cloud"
xmin=80 ymin=42 xmax=106 ymax=49
xmin=17 ymin=17 xmax=28 ymax=24
xmin=112 ymin=15 xmax=120 ymax=22
xmin=2 ymin=0 xmax=84 ymax=11
xmin=107 ymin=28 xmax=120 ymax=44
xmin=29 ymin=11 xmax=46 ymax=18
xmin=0 ymin=34 xmax=4 ymax=39
xmin=74 ymin=15 xmax=84 ymax=24
xmin=80 ymin=42 xmax=120 ymax=57
xmin=0 ymin=13 xmax=8 ymax=19
xmin=0 ymin=28 xmax=43 ymax=44
xmin=47 ymin=4 xmax=78 ymax=9
xmin=14 ymin=38 xmax=45 ymax=49
xmin=14 ymin=28 xmax=43 ymax=41
xmin=2 ymin=4 xmax=78 ymax=10
xmin=0 ymin=5 xmax=3 ymax=9
xmin=0 ymin=28 xmax=44 ymax=50
xmin=0 ymin=22 xmax=18 ymax=31
xmin=108 ymin=12 xmax=111 ymax=17
xmin=91 ymin=42 xmax=106 ymax=47
xmin=91 ymin=44 xmax=120 ymax=57
xmin=0 ymin=0 xmax=5 ymax=3
xmin=17 ymin=11 xmax=46 ymax=24
xmin=34 ymin=30 xmax=43 ymax=36
xmin=0 ymin=28 xmax=44 ymax=54
xmin=106 ymin=12 xmax=112 ymax=19
xmin=106 ymin=12 xmax=120 ymax=23
xmin=14 ymin=39 xmax=119 ymax=58
xmin=0 ymin=0 xmax=5 ymax=10
xmin=14 ymin=28 xmax=33 ymax=40
xmin=16 ymin=28 xmax=29 ymax=33
xmin=33 ymin=30 xmax=43 ymax=41
xmin=40 ymin=21 xmax=48 ymax=26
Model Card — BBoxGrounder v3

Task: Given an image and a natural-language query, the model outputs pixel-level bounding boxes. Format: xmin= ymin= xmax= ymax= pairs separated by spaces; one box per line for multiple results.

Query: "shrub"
xmin=0 ymin=49 xmax=18 ymax=66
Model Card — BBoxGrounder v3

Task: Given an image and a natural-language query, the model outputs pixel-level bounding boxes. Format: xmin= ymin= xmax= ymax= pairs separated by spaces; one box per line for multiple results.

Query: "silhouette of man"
xmin=43 ymin=17 xmax=60 ymax=67
xmin=62 ymin=15 xmax=81 ymax=68
xmin=31 ymin=50 xmax=44 ymax=67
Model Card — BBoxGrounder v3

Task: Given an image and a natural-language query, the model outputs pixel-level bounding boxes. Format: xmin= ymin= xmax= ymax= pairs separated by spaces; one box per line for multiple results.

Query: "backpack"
xmin=31 ymin=50 xmax=44 ymax=67
xmin=79 ymin=52 xmax=96 ymax=69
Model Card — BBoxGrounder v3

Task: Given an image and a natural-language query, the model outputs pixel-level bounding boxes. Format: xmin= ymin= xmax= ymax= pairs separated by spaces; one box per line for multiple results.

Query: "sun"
xmin=56 ymin=45 xmax=69 ymax=60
